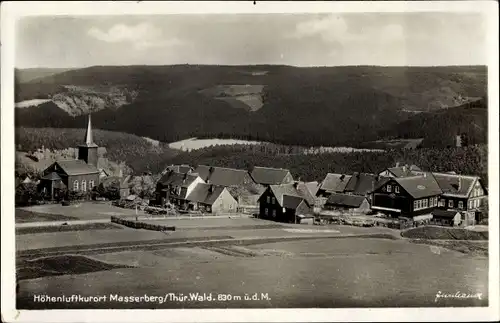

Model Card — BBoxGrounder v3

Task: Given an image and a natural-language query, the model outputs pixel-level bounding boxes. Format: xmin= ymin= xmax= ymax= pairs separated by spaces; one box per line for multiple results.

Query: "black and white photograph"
xmin=1 ymin=1 xmax=499 ymax=322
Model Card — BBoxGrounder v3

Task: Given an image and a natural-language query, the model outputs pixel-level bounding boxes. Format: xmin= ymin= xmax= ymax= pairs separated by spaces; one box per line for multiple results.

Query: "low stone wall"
xmin=110 ymin=216 xmax=176 ymax=231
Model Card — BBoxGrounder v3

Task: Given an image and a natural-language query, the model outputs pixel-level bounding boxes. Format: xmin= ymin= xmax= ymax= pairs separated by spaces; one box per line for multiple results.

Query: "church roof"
xmin=55 ymin=160 xmax=99 ymax=175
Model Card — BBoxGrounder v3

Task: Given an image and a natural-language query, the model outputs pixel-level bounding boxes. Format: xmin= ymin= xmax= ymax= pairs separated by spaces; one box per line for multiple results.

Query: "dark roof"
xmin=325 ymin=193 xmax=368 ymax=208
xmin=319 ymin=173 xmax=351 ymax=193
xmin=41 ymin=172 xmax=62 ymax=181
xmin=55 ymin=160 xmax=99 ymax=175
xmin=158 ymin=172 xmax=200 ymax=188
xmin=432 ymin=173 xmax=479 ymax=198
xmin=194 ymin=165 xmax=250 ymax=187
xmin=432 ymin=209 xmax=460 ymax=219
xmin=267 ymin=183 xmax=312 ymax=208
xmin=393 ymin=174 xmax=442 ymax=199
xmin=250 ymin=166 xmax=292 ymax=185
xmin=186 ymin=183 xmax=227 ymax=205
xmin=344 ymin=173 xmax=382 ymax=196
xmin=387 ymin=165 xmax=423 ymax=177
xmin=282 ymin=195 xmax=305 ymax=209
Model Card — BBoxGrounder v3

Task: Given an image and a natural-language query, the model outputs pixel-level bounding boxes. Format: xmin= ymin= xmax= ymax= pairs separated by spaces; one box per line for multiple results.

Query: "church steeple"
xmin=78 ymin=114 xmax=99 ymax=167
xmin=84 ymin=114 xmax=95 ymax=146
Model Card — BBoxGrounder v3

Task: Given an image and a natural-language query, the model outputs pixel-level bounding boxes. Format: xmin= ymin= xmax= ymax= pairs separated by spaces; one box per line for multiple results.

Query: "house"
xmin=371 ymin=173 xmax=442 ymax=220
xmin=344 ymin=172 xmax=384 ymax=197
xmin=258 ymin=182 xmax=314 ymax=223
xmin=378 ymin=163 xmax=424 ymax=178
xmin=185 ymin=183 xmax=238 ymax=214
xmin=316 ymin=173 xmax=352 ymax=197
xmin=155 ymin=171 xmax=205 ymax=208
xmin=250 ymin=166 xmax=294 ymax=186
xmin=193 ymin=165 xmax=254 ymax=187
xmin=430 ymin=209 xmax=462 ymax=227
xmin=38 ymin=115 xmax=100 ymax=200
xmin=432 ymin=172 xmax=488 ymax=213
xmin=323 ymin=193 xmax=371 ymax=215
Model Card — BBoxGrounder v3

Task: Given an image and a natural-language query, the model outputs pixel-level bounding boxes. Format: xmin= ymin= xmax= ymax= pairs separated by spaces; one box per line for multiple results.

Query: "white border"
xmin=1 ymin=1 xmax=499 ymax=322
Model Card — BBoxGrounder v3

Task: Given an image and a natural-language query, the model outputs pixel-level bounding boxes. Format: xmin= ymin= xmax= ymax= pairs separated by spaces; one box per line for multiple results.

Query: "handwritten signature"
xmin=435 ymin=290 xmax=483 ymax=302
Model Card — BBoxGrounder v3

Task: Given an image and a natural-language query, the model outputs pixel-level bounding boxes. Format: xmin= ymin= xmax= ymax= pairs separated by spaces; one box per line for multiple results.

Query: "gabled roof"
xmin=391 ymin=174 xmax=442 ymax=199
xmin=304 ymin=181 xmax=320 ymax=197
xmin=41 ymin=172 xmax=62 ymax=181
xmin=186 ymin=183 xmax=227 ymax=205
xmin=386 ymin=165 xmax=423 ymax=177
xmin=432 ymin=172 xmax=480 ymax=198
xmin=282 ymin=195 xmax=305 ymax=209
xmin=194 ymin=165 xmax=250 ymax=187
xmin=325 ymin=193 xmax=368 ymax=208
xmin=319 ymin=173 xmax=352 ymax=193
xmin=250 ymin=166 xmax=292 ymax=185
xmin=266 ymin=183 xmax=312 ymax=208
xmin=158 ymin=171 xmax=200 ymax=188
xmin=54 ymin=160 xmax=99 ymax=175
xmin=432 ymin=209 xmax=460 ymax=219
xmin=344 ymin=173 xmax=382 ymax=196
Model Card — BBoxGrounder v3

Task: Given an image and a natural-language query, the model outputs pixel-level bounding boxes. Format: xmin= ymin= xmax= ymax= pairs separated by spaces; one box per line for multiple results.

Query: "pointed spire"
xmin=84 ymin=114 xmax=94 ymax=146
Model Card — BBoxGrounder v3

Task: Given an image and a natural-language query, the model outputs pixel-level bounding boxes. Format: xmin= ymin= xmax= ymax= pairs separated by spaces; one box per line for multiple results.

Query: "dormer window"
xmin=395 ymin=186 xmax=400 ymax=193
xmin=387 ymin=185 xmax=392 ymax=192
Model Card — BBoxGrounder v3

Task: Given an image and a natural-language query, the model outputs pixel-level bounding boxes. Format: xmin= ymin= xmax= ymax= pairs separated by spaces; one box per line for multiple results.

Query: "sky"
xmin=15 ymin=13 xmax=488 ymax=68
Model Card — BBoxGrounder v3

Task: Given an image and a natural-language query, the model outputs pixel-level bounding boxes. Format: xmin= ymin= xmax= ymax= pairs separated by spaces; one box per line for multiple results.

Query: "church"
xmin=39 ymin=115 xmax=102 ymax=200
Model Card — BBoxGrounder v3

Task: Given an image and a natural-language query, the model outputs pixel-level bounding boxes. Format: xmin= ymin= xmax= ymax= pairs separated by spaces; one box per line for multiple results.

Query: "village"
xmin=16 ymin=115 xmax=489 ymax=231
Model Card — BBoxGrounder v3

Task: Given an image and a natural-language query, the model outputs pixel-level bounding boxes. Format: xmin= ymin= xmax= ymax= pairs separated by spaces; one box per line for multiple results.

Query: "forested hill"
xmin=15 ymin=65 xmax=487 ymax=148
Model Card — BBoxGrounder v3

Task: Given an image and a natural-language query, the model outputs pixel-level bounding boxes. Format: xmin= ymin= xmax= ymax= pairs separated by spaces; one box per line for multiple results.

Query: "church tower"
xmin=78 ymin=114 xmax=99 ymax=167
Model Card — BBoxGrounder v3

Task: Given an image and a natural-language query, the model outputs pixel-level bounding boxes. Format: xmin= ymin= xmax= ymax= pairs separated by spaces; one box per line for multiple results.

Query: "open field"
xmin=17 ymin=203 xmax=146 ymax=221
xmin=16 ymin=222 xmax=123 ymax=235
xmin=168 ymin=137 xmax=263 ymax=151
xmin=15 ymin=209 xmax=79 ymax=223
xmin=17 ymin=237 xmax=488 ymax=309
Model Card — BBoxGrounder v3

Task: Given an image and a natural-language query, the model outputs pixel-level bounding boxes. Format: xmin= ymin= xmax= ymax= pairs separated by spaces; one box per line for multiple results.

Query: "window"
xmin=271 ymin=197 xmax=276 ymax=205
xmin=423 ymin=199 xmax=428 ymax=208
xmin=469 ymin=200 xmax=473 ymax=209
xmin=477 ymin=199 xmax=481 ymax=207
xmin=439 ymin=199 xmax=445 ymax=207
xmin=73 ymin=180 xmax=79 ymax=191
xmin=458 ymin=201 xmax=463 ymax=209
xmin=81 ymin=180 xmax=87 ymax=192
xmin=418 ymin=200 xmax=422 ymax=209
xmin=266 ymin=196 xmax=271 ymax=203
xmin=272 ymin=210 xmax=277 ymax=218
xmin=448 ymin=200 xmax=453 ymax=208
xmin=387 ymin=185 xmax=392 ymax=192
xmin=395 ymin=186 xmax=400 ymax=193
xmin=264 ymin=208 xmax=269 ymax=216
xmin=89 ymin=180 xmax=95 ymax=189
xmin=413 ymin=201 xmax=418 ymax=210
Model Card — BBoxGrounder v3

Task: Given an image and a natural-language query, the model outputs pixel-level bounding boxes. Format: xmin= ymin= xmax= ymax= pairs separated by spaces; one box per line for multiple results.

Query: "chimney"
xmin=293 ymin=181 xmax=299 ymax=189
xmin=208 ymin=184 xmax=214 ymax=193
xmin=396 ymin=162 xmax=400 ymax=168
xmin=403 ymin=165 xmax=407 ymax=173
xmin=458 ymin=176 xmax=462 ymax=191
xmin=340 ymin=174 xmax=345 ymax=181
